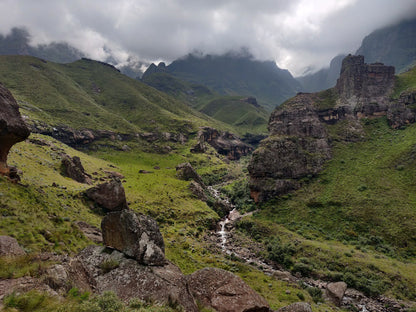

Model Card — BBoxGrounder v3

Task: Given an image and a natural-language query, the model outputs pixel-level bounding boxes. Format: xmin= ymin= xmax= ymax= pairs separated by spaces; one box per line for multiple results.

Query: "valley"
xmin=1 ymin=21 xmax=416 ymax=312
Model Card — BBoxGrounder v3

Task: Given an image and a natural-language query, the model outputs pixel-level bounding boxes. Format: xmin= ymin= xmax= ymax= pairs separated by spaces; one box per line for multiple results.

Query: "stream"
xmin=208 ymin=185 xmax=410 ymax=312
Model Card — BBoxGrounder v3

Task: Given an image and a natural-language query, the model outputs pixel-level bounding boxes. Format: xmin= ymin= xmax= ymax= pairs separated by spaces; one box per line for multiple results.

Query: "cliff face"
xmin=249 ymin=55 xmax=409 ymax=203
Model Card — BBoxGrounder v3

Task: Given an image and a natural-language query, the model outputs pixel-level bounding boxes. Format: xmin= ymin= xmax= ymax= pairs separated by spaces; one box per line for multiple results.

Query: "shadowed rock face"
xmin=187 ymin=267 xmax=270 ymax=312
xmin=85 ymin=178 xmax=128 ymax=212
xmin=101 ymin=210 xmax=166 ymax=266
xmin=0 ymin=83 xmax=30 ymax=175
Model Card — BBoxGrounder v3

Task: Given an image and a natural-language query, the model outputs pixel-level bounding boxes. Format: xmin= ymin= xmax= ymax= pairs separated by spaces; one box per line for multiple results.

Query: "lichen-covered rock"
xmin=61 ymin=154 xmax=92 ymax=184
xmin=70 ymin=245 xmax=198 ymax=312
xmin=325 ymin=281 xmax=347 ymax=306
xmin=101 ymin=210 xmax=166 ymax=266
xmin=0 ymin=83 xmax=30 ymax=176
xmin=188 ymin=181 xmax=207 ymax=201
xmin=0 ymin=235 xmax=25 ymax=256
xmin=85 ymin=178 xmax=128 ymax=211
xmin=277 ymin=302 xmax=312 ymax=312
xmin=387 ymin=91 xmax=416 ymax=129
xmin=187 ymin=267 xmax=270 ymax=312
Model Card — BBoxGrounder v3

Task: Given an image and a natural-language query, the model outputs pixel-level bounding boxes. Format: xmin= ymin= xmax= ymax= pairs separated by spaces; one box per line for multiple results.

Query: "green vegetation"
xmin=142 ymin=72 xmax=269 ymax=135
xmin=0 ymin=55 xmax=227 ymax=134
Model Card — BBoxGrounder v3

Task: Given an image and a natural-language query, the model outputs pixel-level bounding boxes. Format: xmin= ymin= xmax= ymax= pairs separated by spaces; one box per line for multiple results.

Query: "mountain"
xmin=142 ymin=70 xmax=268 ymax=134
xmin=356 ymin=18 xmax=416 ymax=73
xmin=142 ymin=53 xmax=301 ymax=111
xmin=0 ymin=27 xmax=145 ymax=78
xmin=297 ymin=54 xmax=346 ymax=92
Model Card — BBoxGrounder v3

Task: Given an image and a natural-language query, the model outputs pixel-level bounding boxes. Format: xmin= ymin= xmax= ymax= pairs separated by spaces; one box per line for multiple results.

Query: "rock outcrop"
xmin=248 ymin=93 xmax=331 ymax=202
xmin=85 ymin=178 xmax=128 ymax=212
xmin=248 ymin=55 xmax=403 ymax=202
xmin=277 ymin=302 xmax=312 ymax=312
xmin=0 ymin=83 xmax=30 ymax=176
xmin=0 ymin=235 xmax=25 ymax=256
xmin=176 ymin=162 xmax=205 ymax=187
xmin=61 ymin=154 xmax=92 ymax=184
xmin=191 ymin=127 xmax=253 ymax=160
xmin=187 ymin=267 xmax=270 ymax=312
xmin=70 ymin=245 xmax=198 ymax=312
xmin=101 ymin=210 xmax=166 ymax=266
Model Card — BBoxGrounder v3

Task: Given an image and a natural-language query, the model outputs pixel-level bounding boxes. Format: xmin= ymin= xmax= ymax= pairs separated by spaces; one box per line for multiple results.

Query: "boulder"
xmin=101 ymin=210 xmax=166 ymax=266
xmin=277 ymin=302 xmax=312 ymax=312
xmin=187 ymin=267 xmax=270 ymax=312
xmin=61 ymin=154 xmax=92 ymax=184
xmin=0 ymin=235 xmax=25 ymax=256
xmin=0 ymin=83 xmax=30 ymax=176
xmin=176 ymin=162 xmax=205 ymax=187
xmin=85 ymin=178 xmax=128 ymax=212
xmin=75 ymin=221 xmax=102 ymax=244
xmin=188 ymin=181 xmax=207 ymax=201
xmin=325 ymin=281 xmax=347 ymax=306
xmin=71 ymin=245 xmax=198 ymax=312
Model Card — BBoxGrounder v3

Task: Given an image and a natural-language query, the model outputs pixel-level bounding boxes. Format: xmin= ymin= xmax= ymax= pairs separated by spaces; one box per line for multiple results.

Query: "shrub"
xmin=100 ymin=259 xmax=120 ymax=273
xmin=266 ymin=238 xmax=296 ymax=268
xmin=307 ymin=287 xmax=323 ymax=303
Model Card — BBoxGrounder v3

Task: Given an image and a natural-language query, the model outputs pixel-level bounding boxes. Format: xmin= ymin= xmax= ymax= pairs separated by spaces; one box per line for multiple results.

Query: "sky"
xmin=0 ymin=0 xmax=415 ymax=76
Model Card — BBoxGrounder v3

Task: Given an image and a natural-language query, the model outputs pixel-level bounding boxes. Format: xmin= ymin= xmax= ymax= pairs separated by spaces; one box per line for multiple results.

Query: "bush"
xmin=292 ymin=262 xmax=313 ymax=277
xmin=307 ymin=287 xmax=323 ymax=303
xmin=266 ymin=238 xmax=297 ymax=268
xmin=100 ymin=259 xmax=120 ymax=273
xmin=4 ymin=291 xmax=49 ymax=312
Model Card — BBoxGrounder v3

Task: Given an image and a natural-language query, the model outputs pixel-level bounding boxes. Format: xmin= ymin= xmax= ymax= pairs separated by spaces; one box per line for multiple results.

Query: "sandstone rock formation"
xmin=0 ymin=235 xmax=25 ymax=256
xmin=191 ymin=127 xmax=253 ymax=160
xmin=248 ymin=93 xmax=331 ymax=202
xmin=85 ymin=178 xmax=128 ymax=211
xmin=0 ymin=83 xmax=30 ymax=176
xmin=187 ymin=267 xmax=270 ymax=312
xmin=61 ymin=154 xmax=92 ymax=184
xmin=101 ymin=210 xmax=166 ymax=266
xmin=248 ymin=55 xmax=403 ymax=202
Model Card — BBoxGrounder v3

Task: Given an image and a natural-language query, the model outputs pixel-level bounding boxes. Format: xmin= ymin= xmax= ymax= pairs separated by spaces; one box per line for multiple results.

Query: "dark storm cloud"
xmin=0 ymin=0 xmax=415 ymax=75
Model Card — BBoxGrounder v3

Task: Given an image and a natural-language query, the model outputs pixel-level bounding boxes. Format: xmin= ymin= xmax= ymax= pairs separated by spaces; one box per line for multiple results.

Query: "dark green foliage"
xmin=306 ymin=287 xmax=323 ymax=303
xmin=4 ymin=291 xmax=49 ymax=311
xmin=266 ymin=238 xmax=297 ymax=268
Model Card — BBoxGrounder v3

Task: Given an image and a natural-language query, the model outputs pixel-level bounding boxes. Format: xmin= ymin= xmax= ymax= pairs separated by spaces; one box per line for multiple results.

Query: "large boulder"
xmin=277 ymin=302 xmax=312 ymax=312
xmin=176 ymin=162 xmax=205 ymax=187
xmin=69 ymin=245 xmax=198 ymax=312
xmin=0 ymin=83 xmax=30 ymax=176
xmin=187 ymin=267 xmax=270 ymax=312
xmin=85 ymin=178 xmax=128 ymax=211
xmin=0 ymin=235 xmax=25 ymax=256
xmin=61 ymin=154 xmax=92 ymax=184
xmin=325 ymin=281 xmax=347 ymax=306
xmin=101 ymin=210 xmax=166 ymax=266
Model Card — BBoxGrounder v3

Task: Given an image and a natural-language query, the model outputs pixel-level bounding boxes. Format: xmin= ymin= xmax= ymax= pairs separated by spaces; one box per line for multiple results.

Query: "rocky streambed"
xmin=209 ymin=186 xmax=412 ymax=312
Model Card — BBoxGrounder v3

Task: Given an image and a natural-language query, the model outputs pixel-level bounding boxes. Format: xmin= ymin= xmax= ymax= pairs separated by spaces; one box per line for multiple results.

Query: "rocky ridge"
xmin=248 ymin=55 xmax=416 ymax=202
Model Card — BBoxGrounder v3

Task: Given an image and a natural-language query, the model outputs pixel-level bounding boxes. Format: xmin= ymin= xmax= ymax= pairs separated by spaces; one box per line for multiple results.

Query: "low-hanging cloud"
xmin=0 ymin=0 xmax=415 ymax=76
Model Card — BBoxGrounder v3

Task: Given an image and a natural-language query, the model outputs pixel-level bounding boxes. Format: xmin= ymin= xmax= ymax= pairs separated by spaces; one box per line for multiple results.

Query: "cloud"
xmin=0 ymin=0 xmax=415 ymax=75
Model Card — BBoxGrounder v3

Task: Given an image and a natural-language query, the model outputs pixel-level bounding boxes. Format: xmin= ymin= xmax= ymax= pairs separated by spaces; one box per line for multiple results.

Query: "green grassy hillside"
xmin=232 ymin=68 xmax=416 ymax=300
xmin=0 ymin=133 xmax=335 ymax=311
xmin=0 ymin=55 xmax=227 ymax=135
xmin=142 ymin=72 xmax=269 ymax=135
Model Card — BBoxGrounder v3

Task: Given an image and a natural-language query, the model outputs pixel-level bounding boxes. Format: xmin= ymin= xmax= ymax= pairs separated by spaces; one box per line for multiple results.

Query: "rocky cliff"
xmin=248 ymin=55 xmax=412 ymax=202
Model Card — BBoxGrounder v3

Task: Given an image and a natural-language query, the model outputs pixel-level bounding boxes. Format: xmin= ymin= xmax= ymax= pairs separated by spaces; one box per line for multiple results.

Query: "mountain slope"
xmin=0 ymin=55 xmax=229 ymax=137
xmin=142 ymin=71 xmax=268 ymax=134
xmin=143 ymin=53 xmax=301 ymax=111
xmin=356 ymin=18 xmax=416 ymax=73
